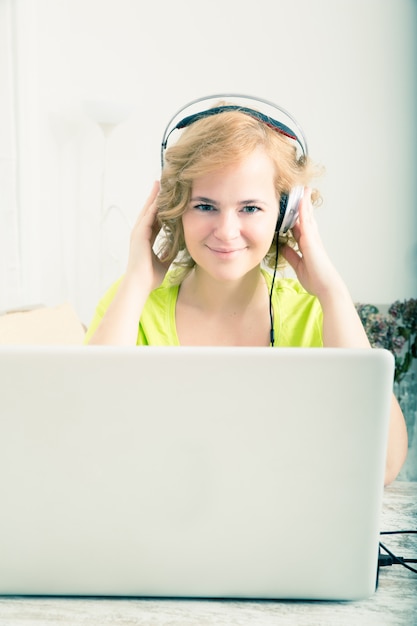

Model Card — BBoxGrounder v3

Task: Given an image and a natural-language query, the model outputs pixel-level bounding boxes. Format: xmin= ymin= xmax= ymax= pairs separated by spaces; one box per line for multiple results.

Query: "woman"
xmin=85 ymin=96 xmax=408 ymax=483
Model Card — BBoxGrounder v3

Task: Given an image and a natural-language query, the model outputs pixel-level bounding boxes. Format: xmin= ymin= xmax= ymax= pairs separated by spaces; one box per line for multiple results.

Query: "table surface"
xmin=1 ymin=481 xmax=416 ymax=626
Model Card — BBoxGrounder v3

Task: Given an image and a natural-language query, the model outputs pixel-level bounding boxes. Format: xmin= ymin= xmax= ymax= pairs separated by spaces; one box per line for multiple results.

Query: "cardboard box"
xmin=0 ymin=303 xmax=86 ymax=345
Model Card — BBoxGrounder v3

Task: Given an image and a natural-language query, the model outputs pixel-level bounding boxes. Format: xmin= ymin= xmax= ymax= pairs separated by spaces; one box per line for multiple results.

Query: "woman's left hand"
xmin=280 ymin=188 xmax=343 ymax=299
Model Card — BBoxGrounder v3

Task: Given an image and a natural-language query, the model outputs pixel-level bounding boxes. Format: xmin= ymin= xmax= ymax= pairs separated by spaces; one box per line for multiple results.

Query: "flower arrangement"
xmin=355 ymin=299 xmax=417 ymax=383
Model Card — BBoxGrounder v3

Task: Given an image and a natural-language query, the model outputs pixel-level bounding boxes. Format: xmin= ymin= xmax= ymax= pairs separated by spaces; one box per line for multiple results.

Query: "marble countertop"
xmin=1 ymin=481 xmax=416 ymax=626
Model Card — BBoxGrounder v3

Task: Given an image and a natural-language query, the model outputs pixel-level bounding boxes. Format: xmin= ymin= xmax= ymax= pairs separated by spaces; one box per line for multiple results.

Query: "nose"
xmin=213 ymin=211 xmax=240 ymax=240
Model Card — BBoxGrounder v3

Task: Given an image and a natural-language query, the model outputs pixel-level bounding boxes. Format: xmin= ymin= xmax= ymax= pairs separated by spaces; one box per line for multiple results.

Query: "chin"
xmin=204 ymin=264 xmax=261 ymax=283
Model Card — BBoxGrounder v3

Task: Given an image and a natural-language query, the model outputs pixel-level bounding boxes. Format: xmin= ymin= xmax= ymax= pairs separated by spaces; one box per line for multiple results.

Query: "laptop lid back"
xmin=0 ymin=346 xmax=393 ymax=600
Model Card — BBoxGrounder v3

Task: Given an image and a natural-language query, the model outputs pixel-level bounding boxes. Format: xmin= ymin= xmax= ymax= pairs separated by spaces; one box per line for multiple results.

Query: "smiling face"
xmin=181 ymin=147 xmax=279 ymax=283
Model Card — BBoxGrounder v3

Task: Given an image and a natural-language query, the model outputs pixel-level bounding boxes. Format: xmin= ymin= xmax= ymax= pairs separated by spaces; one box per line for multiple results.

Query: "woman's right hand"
xmin=86 ymin=181 xmax=171 ymax=345
xmin=126 ymin=181 xmax=171 ymax=291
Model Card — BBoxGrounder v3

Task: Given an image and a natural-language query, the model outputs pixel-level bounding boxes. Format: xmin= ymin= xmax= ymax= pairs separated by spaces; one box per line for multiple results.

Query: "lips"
xmin=207 ymin=245 xmax=246 ymax=254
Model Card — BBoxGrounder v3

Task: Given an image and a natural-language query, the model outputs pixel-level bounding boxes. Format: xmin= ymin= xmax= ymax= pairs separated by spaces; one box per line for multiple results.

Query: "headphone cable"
xmin=269 ymin=234 xmax=279 ymax=347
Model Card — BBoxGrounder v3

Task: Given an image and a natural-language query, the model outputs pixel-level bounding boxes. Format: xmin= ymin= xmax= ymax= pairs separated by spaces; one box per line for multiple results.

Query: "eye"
xmin=241 ymin=205 xmax=261 ymax=214
xmin=194 ymin=203 xmax=216 ymax=212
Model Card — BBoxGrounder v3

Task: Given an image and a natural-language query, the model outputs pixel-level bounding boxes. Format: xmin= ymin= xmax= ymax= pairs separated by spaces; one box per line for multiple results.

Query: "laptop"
xmin=0 ymin=346 xmax=393 ymax=601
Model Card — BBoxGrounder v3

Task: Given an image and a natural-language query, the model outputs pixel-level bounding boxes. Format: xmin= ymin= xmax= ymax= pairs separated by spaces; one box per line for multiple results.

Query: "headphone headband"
xmin=160 ymin=94 xmax=308 ymax=167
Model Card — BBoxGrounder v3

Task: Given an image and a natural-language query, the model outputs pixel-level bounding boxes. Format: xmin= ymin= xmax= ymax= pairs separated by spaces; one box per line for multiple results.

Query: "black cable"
xmin=378 ymin=530 xmax=417 ymax=574
xmin=269 ymin=234 xmax=279 ymax=347
xmin=380 ymin=530 xmax=417 ymax=536
xmin=379 ymin=542 xmax=417 ymax=574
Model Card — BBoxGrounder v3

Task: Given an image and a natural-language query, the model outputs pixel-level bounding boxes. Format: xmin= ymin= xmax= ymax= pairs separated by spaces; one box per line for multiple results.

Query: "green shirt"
xmin=84 ymin=269 xmax=323 ymax=347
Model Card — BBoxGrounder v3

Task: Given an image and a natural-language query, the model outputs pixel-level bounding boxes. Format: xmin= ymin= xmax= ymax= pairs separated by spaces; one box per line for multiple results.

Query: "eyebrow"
xmin=190 ymin=196 xmax=218 ymax=205
xmin=190 ymin=196 xmax=268 ymax=206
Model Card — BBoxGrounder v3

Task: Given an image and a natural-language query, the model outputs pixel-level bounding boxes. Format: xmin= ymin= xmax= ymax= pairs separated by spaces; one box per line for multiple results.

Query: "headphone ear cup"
xmin=276 ymin=193 xmax=288 ymax=233
xmin=276 ymin=185 xmax=304 ymax=235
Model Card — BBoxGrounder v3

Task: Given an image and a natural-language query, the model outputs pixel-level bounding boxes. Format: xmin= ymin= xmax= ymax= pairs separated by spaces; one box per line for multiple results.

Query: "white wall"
xmin=1 ymin=0 xmax=416 ymax=325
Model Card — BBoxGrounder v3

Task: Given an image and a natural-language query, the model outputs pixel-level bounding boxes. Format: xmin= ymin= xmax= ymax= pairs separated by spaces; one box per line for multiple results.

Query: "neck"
xmin=180 ymin=266 xmax=266 ymax=315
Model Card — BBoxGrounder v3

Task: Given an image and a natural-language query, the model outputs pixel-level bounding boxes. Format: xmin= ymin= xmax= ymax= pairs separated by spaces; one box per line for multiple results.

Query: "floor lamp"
xmin=82 ymin=100 xmax=133 ymax=291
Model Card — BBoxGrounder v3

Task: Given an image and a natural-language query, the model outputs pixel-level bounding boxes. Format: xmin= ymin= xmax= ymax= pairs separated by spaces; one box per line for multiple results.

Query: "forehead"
xmin=193 ymin=147 xmax=276 ymax=186
xmin=190 ymin=150 xmax=278 ymax=206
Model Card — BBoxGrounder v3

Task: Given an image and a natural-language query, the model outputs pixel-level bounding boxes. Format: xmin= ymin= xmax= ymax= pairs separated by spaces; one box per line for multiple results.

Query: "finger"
xmin=291 ymin=221 xmax=301 ymax=241
xmin=295 ymin=188 xmax=321 ymax=244
xmin=141 ymin=180 xmax=160 ymax=217
xmin=132 ymin=182 xmax=160 ymax=234
xmin=298 ymin=187 xmax=313 ymax=223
